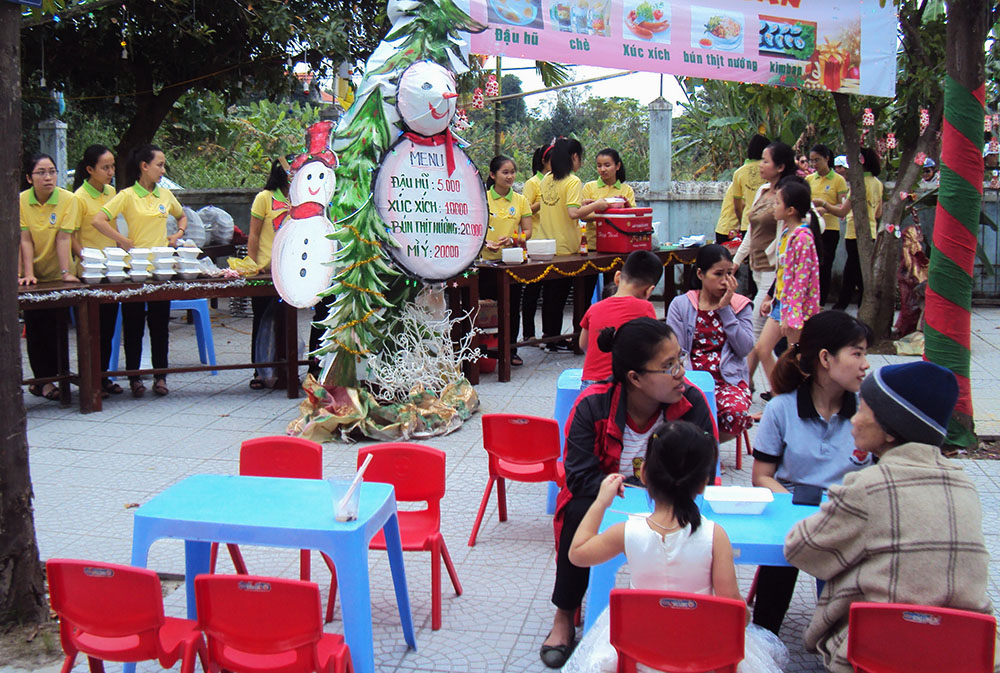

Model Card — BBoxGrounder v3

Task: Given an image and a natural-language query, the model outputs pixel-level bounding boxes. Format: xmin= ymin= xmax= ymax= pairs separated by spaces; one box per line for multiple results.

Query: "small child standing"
xmin=562 ymin=421 xmax=788 ymax=673
xmin=578 ymin=250 xmax=662 ymax=387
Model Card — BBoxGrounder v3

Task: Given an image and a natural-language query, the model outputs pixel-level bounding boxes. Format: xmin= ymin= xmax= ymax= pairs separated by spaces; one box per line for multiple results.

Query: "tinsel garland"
xmin=18 ymin=277 xmax=266 ymax=304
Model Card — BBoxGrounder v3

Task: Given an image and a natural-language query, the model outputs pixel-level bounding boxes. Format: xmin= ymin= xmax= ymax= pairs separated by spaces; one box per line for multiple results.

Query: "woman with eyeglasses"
xmin=541 ymin=317 xmax=717 ymax=668
xmin=19 ymin=153 xmax=82 ymax=401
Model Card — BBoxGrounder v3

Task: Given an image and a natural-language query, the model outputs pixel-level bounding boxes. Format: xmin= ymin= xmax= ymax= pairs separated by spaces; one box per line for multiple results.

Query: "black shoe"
xmin=760 ymin=390 xmax=773 ymax=402
xmin=540 ymin=641 xmax=576 ymax=668
xmin=546 ymin=340 xmax=574 ymax=353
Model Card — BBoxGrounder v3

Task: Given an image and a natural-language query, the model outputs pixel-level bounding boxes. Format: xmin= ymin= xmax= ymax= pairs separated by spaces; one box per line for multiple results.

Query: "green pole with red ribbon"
xmin=924 ymin=63 xmax=985 ymax=448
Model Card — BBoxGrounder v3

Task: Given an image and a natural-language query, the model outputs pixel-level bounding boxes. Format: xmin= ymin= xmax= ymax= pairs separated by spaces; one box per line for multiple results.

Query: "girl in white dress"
xmin=563 ymin=421 xmax=787 ymax=673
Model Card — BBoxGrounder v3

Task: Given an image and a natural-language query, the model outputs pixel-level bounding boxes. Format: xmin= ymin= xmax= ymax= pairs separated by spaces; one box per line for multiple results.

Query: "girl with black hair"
xmin=823 ymin=148 xmax=883 ymax=310
xmin=541 ymin=317 xmax=716 ymax=668
xmin=481 ymin=155 xmax=533 ymax=365
xmin=667 ymin=244 xmax=754 ymax=441
xmin=73 ymin=144 xmax=123 ymax=397
xmin=562 ymin=420 xmax=788 ymax=673
xmin=581 ymin=148 xmax=635 ymax=252
xmin=535 ymin=138 xmax=611 ymax=350
xmin=520 ymin=146 xmax=549 ymax=342
xmin=19 ymin=153 xmax=81 ymax=401
xmin=94 ymin=144 xmax=187 ymax=397
xmin=806 ymin=143 xmax=849 ymax=304
xmin=750 ymin=310 xmax=874 ymax=636
xmin=246 ymin=157 xmax=292 ymax=389
xmin=733 ymin=141 xmax=796 ymax=390
xmin=754 ymin=179 xmax=822 ymax=383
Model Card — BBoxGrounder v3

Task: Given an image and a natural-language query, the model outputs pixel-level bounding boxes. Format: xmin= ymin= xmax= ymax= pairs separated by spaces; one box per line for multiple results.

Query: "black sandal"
xmin=249 ymin=376 xmax=266 ymax=390
xmin=152 ymin=378 xmax=169 ymax=397
xmin=28 ymin=384 xmax=43 ymax=397
xmin=102 ymin=380 xmax=123 ymax=395
xmin=511 ymin=353 xmax=524 ymax=366
xmin=41 ymin=385 xmax=61 ymax=401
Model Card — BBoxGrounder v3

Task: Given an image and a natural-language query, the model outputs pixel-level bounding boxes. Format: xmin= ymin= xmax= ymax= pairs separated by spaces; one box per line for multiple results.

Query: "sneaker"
xmin=546 ymin=340 xmax=574 ymax=353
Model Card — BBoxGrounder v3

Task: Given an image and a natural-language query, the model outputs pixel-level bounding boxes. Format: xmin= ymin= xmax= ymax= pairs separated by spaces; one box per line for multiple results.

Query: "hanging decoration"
xmin=471 ymin=87 xmax=485 ymax=109
xmin=886 ymin=132 xmax=897 ymax=150
xmin=919 ymin=107 xmax=930 ymax=134
xmin=485 ymin=73 xmax=500 ymax=97
xmin=862 ymin=108 xmax=874 ymax=126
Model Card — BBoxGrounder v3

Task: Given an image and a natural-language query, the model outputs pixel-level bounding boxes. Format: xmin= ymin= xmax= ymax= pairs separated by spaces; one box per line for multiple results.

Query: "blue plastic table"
xmin=582 ymin=487 xmax=819 ymax=632
xmin=128 ymin=474 xmax=417 ymax=673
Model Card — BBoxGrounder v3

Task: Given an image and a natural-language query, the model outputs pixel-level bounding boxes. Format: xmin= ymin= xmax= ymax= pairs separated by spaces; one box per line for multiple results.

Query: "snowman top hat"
xmin=291 ymin=121 xmax=339 ymax=173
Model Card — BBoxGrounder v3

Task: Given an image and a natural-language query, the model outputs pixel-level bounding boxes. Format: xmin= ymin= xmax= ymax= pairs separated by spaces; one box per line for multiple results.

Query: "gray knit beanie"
xmin=859 ymin=362 xmax=958 ymax=447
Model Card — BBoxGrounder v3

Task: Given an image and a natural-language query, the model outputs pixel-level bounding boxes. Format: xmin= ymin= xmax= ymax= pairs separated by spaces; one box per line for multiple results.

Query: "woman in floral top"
xmin=755 ymin=178 xmax=821 ymax=384
xmin=667 ymin=244 xmax=755 ymax=439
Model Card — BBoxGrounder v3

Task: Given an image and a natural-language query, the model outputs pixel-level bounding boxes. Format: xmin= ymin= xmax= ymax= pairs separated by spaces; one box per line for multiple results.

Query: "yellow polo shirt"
xmin=20 ymin=187 xmax=80 ymax=282
xmin=538 ymin=173 xmax=583 ymax=256
xmin=844 ymin=174 xmax=883 ymax=240
xmin=582 ymin=179 xmax=635 ymax=250
xmin=74 ymin=181 xmax=118 ymax=250
xmin=249 ymin=189 xmax=287 ymax=270
xmin=715 ymin=182 xmax=739 ymax=236
xmin=101 ymin=183 xmax=184 ymax=249
xmin=482 ymin=187 xmax=531 ymax=261
xmin=806 ymin=169 xmax=849 ymax=233
xmin=523 ymin=172 xmax=544 ymax=233
xmin=732 ymin=159 xmax=765 ymax=231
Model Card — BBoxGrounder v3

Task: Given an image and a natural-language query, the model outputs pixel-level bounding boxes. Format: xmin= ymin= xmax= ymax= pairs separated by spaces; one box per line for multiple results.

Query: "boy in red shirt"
xmin=578 ymin=250 xmax=662 ymax=386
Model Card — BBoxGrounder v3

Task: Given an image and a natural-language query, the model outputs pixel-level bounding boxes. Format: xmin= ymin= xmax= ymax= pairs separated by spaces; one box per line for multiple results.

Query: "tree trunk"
xmin=113 ymin=63 xmax=186 ymax=184
xmin=925 ymin=0 xmax=989 ymax=449
xmin=0 ymin=3 xmax=49 ymax=625
xmin=833 ymin=94 xmax=944 ymax=338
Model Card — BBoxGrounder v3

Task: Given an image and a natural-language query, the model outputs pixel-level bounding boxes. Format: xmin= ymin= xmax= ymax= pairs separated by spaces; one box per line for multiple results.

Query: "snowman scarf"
xmin=272 ymin=201 xmax=325 ymax=231
xmin=403 ymin=129 xmax=457 ymax=176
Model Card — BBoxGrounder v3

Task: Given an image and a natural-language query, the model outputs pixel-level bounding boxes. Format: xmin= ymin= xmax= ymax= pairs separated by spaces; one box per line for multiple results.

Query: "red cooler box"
xmin=595 ymin=208 xmax=654 ymax=253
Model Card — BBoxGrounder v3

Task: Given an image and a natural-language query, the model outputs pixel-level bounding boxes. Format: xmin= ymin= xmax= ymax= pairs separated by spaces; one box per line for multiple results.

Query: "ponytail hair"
xmin=770 ymin=310 xmax=874 ymax=395
xmin=531 ymin=146 xmax=544 ymax=175
xmin=263 ymin=158 xmax=290 ymax=193
xmin=690 ymin=244 xmax=732 ymax=290
xmin=597 ymin=148 xmax=626 ymax=182
xmin=124 ymin=144 xmax=163 ymax=188
xmin=485 ymin=155 xmax=515 ymax=190
xmin=597 ymin=317 xmax=675 ymax=385
xmin=73 ymin=144 xmax=112 ymax=191
xmin=548 ymin=137 xmax=583 ymax=181
xmin=776 ymin=178 xmax=823 ymax=263
xmin=859 ymin=147 xmax=882 ymax=178
xmin=643 ymin=421 xmax=718 ymax=533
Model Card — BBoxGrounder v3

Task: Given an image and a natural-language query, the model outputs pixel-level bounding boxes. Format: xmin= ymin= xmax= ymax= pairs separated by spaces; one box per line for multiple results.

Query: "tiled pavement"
xmin=9 ymin=304 xmax=1000 ymax=672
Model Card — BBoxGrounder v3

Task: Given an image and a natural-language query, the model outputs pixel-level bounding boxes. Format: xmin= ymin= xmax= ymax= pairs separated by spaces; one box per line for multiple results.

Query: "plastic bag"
xmin=227 ymin=255 xmax=259 ymax=277
xmin=198 ymin=206 xmax=236 ymax=245
xmin=166 ymin=207 xmax=206 ymax=246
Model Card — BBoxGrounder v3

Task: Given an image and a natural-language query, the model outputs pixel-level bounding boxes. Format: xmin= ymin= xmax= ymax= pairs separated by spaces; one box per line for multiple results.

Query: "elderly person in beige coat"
xmin=784 ymin=361 xmax=997 ymax=673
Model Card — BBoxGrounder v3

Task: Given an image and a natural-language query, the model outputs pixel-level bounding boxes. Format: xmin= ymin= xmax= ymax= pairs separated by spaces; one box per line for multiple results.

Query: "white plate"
xmin=703 ymin=486 xmax=774 ymax=515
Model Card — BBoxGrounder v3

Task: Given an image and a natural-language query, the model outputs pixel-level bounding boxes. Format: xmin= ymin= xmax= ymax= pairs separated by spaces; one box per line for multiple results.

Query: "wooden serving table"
xmin=19 ymin=275 xmax=301 ymax=414
xmin=476 ymin=248 xmax=699 ymax=382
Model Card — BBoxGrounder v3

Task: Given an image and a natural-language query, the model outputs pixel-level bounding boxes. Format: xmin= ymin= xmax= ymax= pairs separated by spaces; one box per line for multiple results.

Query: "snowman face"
xmin=397 ymin=61 xmax=458 ymax=136
xmin=289 ymin=159 xmax=336 ymax=207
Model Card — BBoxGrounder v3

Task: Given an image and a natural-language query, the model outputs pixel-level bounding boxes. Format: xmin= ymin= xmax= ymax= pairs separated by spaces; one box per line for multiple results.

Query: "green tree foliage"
xmin=500 ymin=74 xmax=527 ymax=126
xmin=20 ymin=0 xmax=386 ymax=181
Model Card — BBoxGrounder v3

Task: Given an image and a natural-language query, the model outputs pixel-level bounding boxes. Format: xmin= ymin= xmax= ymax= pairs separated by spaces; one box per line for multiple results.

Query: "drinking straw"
xmin=337 ymin=453 xmax=373 ymax=518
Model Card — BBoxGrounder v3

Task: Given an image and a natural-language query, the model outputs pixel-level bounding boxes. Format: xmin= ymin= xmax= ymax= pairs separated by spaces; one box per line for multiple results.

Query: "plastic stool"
xmin=591 ymin=275 xmax=603 ymax=304
xmin=109 ymin=299 xmax=217 ymax=376
xmin=686 ymin=370 xmax=721 ymax=483
xmin=549 ymin=368 xmax=584 ymax=514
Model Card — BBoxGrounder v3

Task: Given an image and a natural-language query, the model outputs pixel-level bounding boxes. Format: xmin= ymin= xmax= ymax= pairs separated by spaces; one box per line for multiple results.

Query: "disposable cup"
xmin=329 ymin=477 xmax=361 ymax=522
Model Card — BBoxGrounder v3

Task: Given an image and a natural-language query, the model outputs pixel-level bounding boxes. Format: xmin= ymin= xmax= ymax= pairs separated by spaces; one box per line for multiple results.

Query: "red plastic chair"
xmin=609 ymin=589 xmax=746 ymax=673
xmin=328 ymin=443 xmax=462 ymax=630
xmin=208 ymin=436 xmax=339 ymax=622
xmin=46 ymin=558 xmax=207 ymax=673
xmin=467 ymin=413 xmax=565 ymax=546
xmin=194 ymin=574 xmax=352 ymax=673
xmin=847 ymin=602 xmax=997 ymax=673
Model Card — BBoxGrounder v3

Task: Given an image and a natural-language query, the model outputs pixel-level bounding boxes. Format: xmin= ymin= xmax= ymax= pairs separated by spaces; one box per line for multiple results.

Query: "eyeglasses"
xmin=32 ymin=169 xmax=58 ymax=177
xmin=640 ymin=351 xmax=688 ymax=377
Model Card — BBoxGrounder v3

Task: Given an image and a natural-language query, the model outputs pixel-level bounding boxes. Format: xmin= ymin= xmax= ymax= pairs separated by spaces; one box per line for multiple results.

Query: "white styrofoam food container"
xmin=703 ymin=486 xmax=774 ymax=515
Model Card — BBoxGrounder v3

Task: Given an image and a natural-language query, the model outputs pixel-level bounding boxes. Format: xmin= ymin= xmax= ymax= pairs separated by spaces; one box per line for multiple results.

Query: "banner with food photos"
xmin=468 ymin=0 xmax=897 ymax=97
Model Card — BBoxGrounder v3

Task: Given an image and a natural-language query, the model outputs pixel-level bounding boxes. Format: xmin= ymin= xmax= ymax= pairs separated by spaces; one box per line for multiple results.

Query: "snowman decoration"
xmin=373 ymin=61 xmax=488 ymax=282
xmin=272 ymin=121 xmax=339 ymax=308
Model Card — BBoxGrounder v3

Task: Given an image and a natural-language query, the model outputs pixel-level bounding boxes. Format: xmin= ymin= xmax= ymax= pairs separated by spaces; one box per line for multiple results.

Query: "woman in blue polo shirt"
xmin=750 ymin=310 xmax=874 ymax=635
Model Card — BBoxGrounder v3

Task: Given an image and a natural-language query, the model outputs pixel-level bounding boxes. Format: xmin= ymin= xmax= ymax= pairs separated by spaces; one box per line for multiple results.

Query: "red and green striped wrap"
xmin=925 ymin=75 xmax=984 ymax=448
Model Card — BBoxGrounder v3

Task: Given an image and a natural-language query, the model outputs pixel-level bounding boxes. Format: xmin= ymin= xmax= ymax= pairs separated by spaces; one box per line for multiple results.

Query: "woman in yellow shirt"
xmin=73 ymin=144 xmax=124 ymax=398
xmin=536 ymin=138 xmax=609 ymax=351
xmin=581 ymin=148 xmax=635 ymax=250
xmin=805 ymin=143 xmax=849 ymax=305
xmin=519 ymin=146 xmax=548 ymax=342
xmin=93 ymin=144 xmax=188 ymax=398
xmin=481 ymin=155 xmax=532 ymax=365
xmin=247 ymin=158 xmax=290 ymax=389
xmin=19 ymin=153 xmax=81 ymax=400
xmin=820 ymin=147 xmax=883 ymax=311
